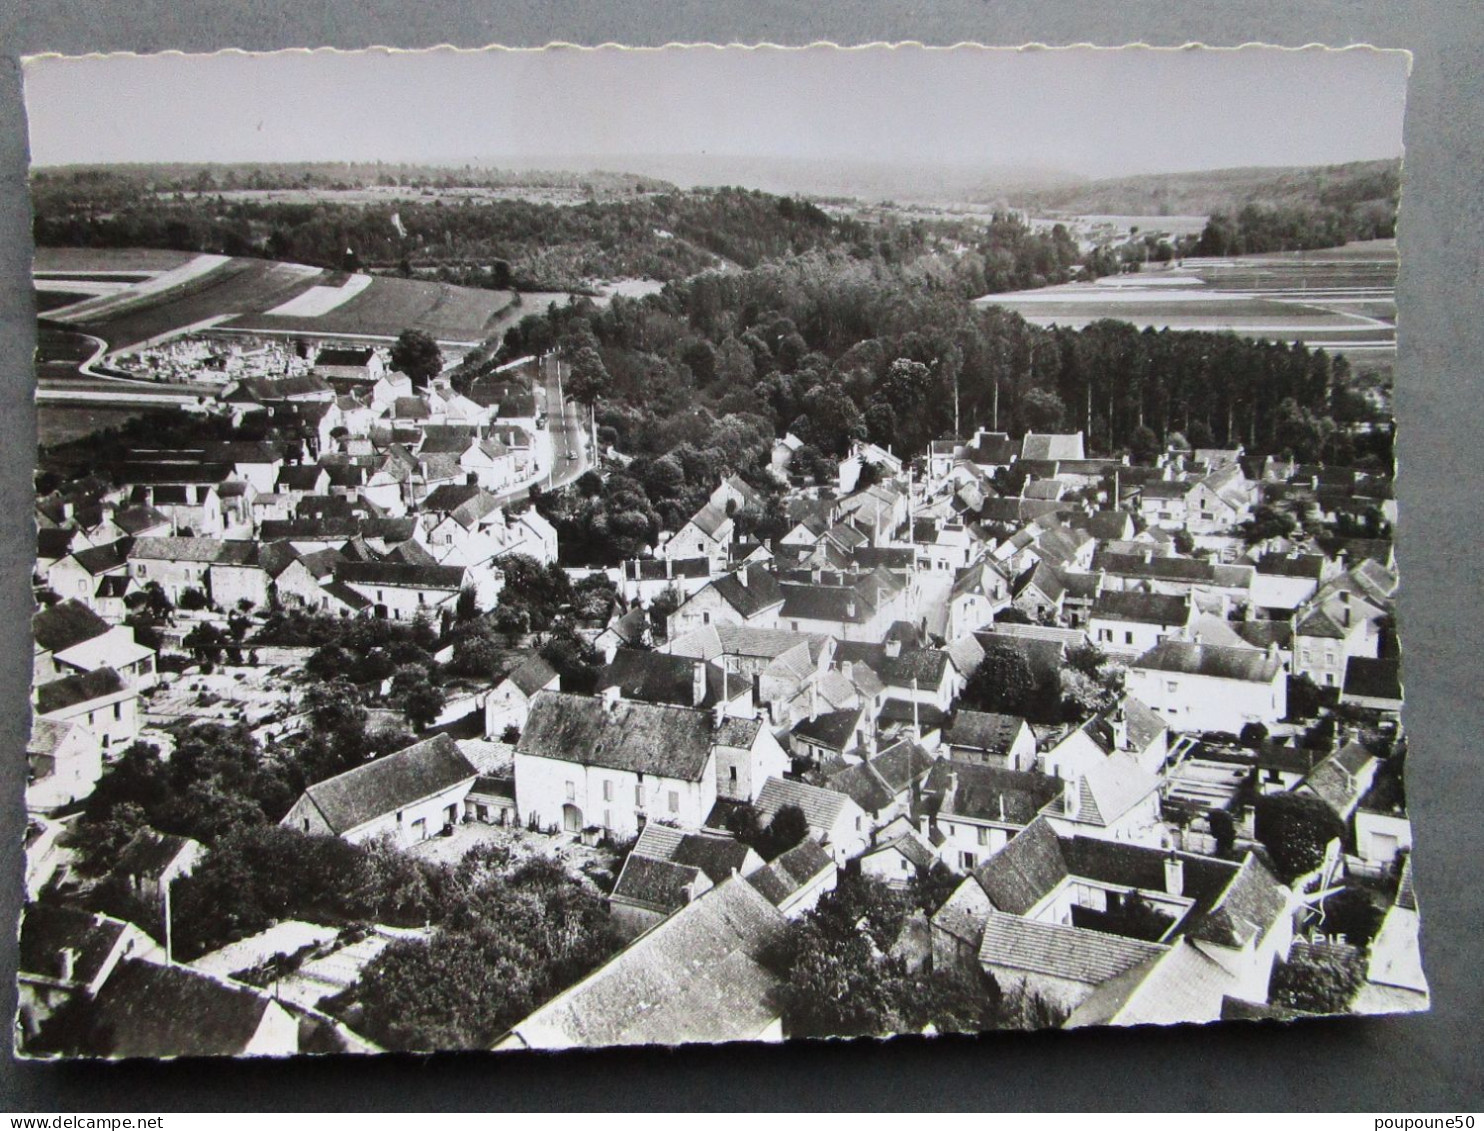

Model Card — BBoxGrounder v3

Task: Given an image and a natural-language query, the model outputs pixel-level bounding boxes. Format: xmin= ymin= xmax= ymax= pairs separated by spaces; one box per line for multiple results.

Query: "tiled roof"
xmin=869 ymin=739 xmax=935 ymax=794
xmin=755 ymin=776 xmax=853 ymax=833
xmin=979 ymin=912 xmax=1167 ymax=985
xmin=876 ymin=648 xmax=951 ymax=689
xmin=791 ymin=707 xmax=863 ymax=752
xmin=1185 ymin=854 xmax=1288 ymax=949
xmin=33 ymin=599 xmax=111 ymax=653
xmin=1012 ymin=561 xmax=1066 ymax=604
xmin=746 ymin=839 xmax=835 ymax=907
xmin=1257 ymin=552 xmax=1325 ymax=580
xmin=506 ymin=654 xmax=559 ymax=697
xmin=36 ymin=667 xmax=126 ymax=714
xmin=116 ymin=827 xmax=196 ymax=880
xmin=422 ymin=483 xmax=485 ymax=512
xmin=826 ymin=760 xmax=896 ymax=815
xmin=710 ymin=567 xmax=784 ymax=620
xmin=503 ymin=877 xmax=787 ymax=1050
xmin=334 ymin=561 xmax=466 ymax=590
xmin=973 ymin=817 xmax=1067 ymax=913
xmin=1021 ymin=432 xmax=1085 ymax=461
xmin=946 ymin=710 xmax=1028 ymax=756
xmin=1300 ymin=741 xmax=1378 ymax=816
xmin=671 ymin=832 xmax=756 ymax=883
xmin=297 ymin=733 xmax=476 ymax=835
xmin=926 ymin=760 xmax=1063 ymax=826
xmin=611 ymin=855 xmax=704 ymax=913
xmin=19 ymin=904 xmax=130 ymax=987
xmin=1233 ymin=620 xmax=1293 ymax=650
xmin=1092 ymin=590 xmax=1190 ymax=627
xmin=130 ymin=536 xmax=222 ymax=563
xmin=113 ymin=505 xmax=172 ymax=535
xmin=597 ymin=650 xmax=717 ymax=708
xmin=88 ymin=958 xmax=279 ymax=1058
xmin=518 ymin=692 xmax=718 ymax=781
xmin=1132 ymin=640 xmax=1282 ymax=683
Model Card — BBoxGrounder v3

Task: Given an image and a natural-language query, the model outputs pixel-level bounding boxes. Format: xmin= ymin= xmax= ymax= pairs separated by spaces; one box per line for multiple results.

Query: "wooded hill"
xmin=1012 ymin=158 xmax=1400 ymax=221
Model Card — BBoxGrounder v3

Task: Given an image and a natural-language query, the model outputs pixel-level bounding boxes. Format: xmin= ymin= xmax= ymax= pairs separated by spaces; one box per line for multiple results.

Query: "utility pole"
xmin=164 ymin=875 xmax=174 ymax=966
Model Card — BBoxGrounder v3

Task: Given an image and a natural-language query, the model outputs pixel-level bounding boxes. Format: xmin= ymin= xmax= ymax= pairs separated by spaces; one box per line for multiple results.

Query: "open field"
xmin=232 ymin=275 xmax=515 ymax=344
xmin=36 ymin=250 xmax=519 ymax=349
xmin=32 ymin=246 xmax=197 ymax=276
xmin=45 ymin=257 xmax=320 ymax=349
xmin=37 ymin=405 xmax=160 ymax=447
xmin=977 ymin=239 xmax=1396 ymax=356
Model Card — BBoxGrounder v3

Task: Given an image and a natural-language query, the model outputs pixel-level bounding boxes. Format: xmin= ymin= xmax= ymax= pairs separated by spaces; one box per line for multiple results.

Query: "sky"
xmin=23 ymin=44 xmax=1409 ymax=183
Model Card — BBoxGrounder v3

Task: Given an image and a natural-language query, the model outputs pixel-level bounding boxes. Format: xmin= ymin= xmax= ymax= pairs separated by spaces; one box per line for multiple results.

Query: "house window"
xmin=114 ymin=703 xmax=122 ymax=721
xmin=396 ymin=810 xmax=404 ymax=823
xmin=602 ymin=780 xmax=614 ymax=802
xmin=1125 ymin=631 xmax=1134 ymax=645
xmin=976 ymin=827 xmax=990 ymax=846
xmin=635 ymin=783 xmax=643 ymax=806
xmin=702 ymin=612 xmax=711 ymax=625
xmin=565 ymin=781 xmax=576 ymax=802
xmin=668 ymin=790 xmax=680 ymax=814
xmin=960 ymin=852 xmax=975 ymax=870
xmin=729 ymin=766 xmax=738 ymax=784
xmin=901 ymin=858 xmax=910 ymax=873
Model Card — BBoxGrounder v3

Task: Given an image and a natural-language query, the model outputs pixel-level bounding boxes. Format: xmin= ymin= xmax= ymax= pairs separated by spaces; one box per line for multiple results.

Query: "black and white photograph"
xmin=14 ymin=41 xmax=1424 ymax=1059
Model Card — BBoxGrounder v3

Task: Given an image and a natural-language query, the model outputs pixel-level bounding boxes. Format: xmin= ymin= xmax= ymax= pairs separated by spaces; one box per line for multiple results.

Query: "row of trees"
xmin=1185 ymin=201 xmax=1397 ymax=257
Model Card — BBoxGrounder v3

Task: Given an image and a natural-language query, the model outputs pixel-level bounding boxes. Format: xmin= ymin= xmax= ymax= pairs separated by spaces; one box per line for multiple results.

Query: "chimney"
xmin=1109 ymin=705 xmax=1127 ymax=751
xmin=1064 ymin=775 xmax=1082 ymax=819
xmin=845 ymin=597 xmax=858 ymax=620
xmin=58 ymin=946 xmax=77 ymax=983
xmin=1164 ymin=851 xmax=1185 ymax=897
xmin=602 ymin=684 xmax=622 ymax=711
xmin=712 ymin=701 xmax=726 ymax=730
xmin=945 ymin=770 xmax=960 ymax=812
xmin=738 ymin=568 xmax=749 ymax=588
xmin=885 ymin=637 xmax=902 ymax=659
xmin=693 ymin=663 xmax=708 ymax=707
xmin=841 ymin=660 xmax=854 ymax=683
xmin=1142 ymin=547 xmax=1153 ymax=565
xmin=665 ymin=557 xmax=674 ymax=580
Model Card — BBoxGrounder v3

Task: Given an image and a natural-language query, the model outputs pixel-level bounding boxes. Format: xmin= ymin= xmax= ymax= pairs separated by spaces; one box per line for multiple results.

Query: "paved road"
xmin=490 ymin=353 xmax=592 ymax=507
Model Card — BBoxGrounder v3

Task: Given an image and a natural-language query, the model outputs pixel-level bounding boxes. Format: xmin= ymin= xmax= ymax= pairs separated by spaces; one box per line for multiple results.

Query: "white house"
xmin=516 ymin=691 xmax=775 ymax=838
xmin=484 ymin=654 xmax=561 ymax=738
xmin=1126 ymin=640 xmax=1287 ymax=734
xmin=34 ymin=667 xmax=139 ymax=756
xmin=280 ymin=733 xmax=478 ymax=846
xmin=1088 ymin=590 xmax=1194 ymax=659
xmin=26 ymin=717 xmax=103 ymax=812
xmin=752 ymin=776 xmax=871 ymax=865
